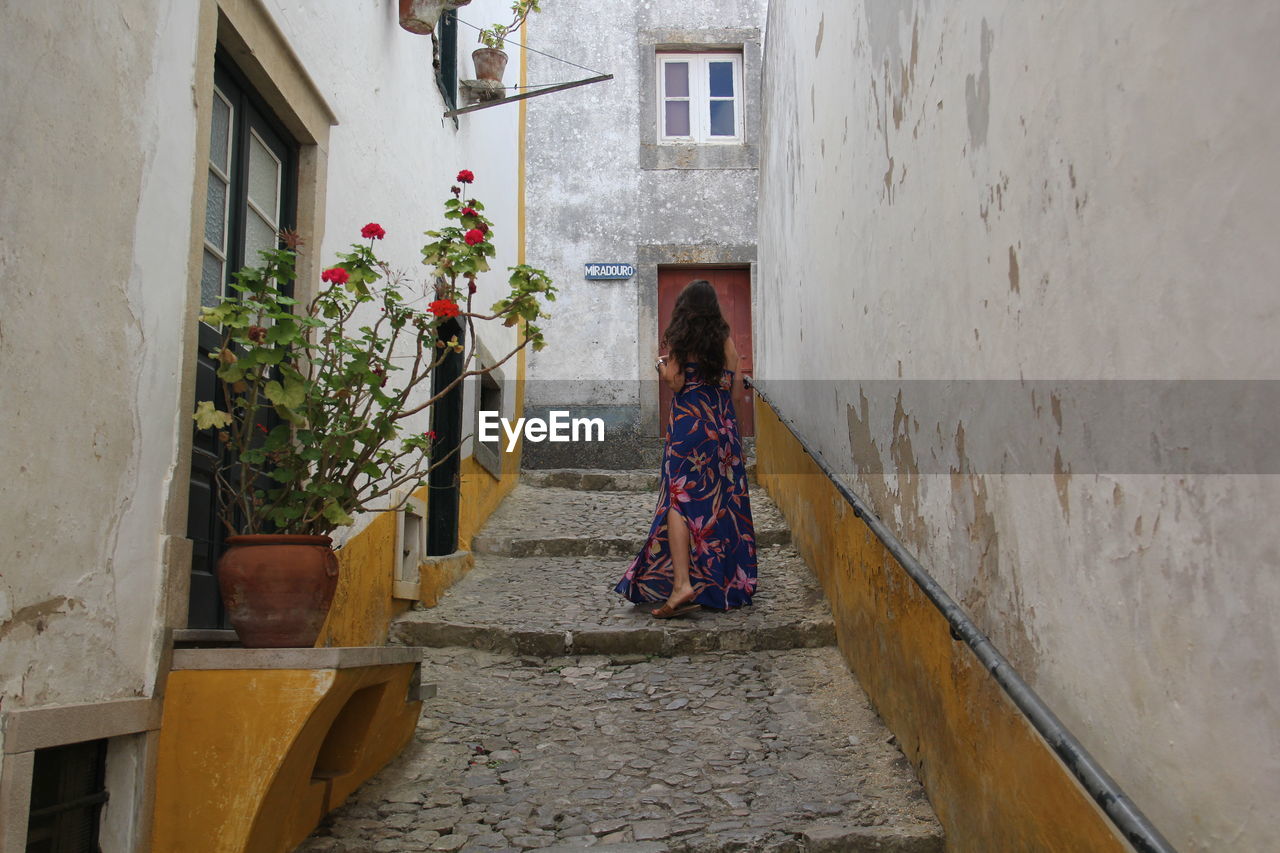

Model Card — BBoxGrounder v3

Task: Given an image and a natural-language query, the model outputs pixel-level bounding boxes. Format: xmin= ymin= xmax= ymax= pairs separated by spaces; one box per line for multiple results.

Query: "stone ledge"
xmin=171 ymin=645 xmax=423 ymax=671
xmin=1 ymin=697 xmax=160 ymax=753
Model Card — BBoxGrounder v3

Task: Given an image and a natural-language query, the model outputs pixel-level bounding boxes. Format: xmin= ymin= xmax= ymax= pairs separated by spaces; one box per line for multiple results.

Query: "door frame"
xmin=635 ymin=244 xmax=757 ymax=436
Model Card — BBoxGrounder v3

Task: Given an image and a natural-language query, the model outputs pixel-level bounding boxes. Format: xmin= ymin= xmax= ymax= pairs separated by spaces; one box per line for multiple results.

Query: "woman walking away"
xmin=614 ymin=280 xmax=758 ymax=617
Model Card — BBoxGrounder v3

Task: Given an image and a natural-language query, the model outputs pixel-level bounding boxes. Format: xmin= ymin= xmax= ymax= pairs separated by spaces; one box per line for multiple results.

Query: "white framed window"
xmin=658 ymin=52 xmax=743 ymax=143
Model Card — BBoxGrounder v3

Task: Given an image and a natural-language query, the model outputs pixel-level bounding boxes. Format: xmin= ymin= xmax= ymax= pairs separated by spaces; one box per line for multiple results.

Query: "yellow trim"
xmin=150 ymin=664 xmax=420 ymax=853
xmin=518 ymin=21 xmax=528 ymax=268
xmin=753 ymin=400 xmax=1129 ymax=853
xmin=315 ymin=509 xmax=408 ymax=647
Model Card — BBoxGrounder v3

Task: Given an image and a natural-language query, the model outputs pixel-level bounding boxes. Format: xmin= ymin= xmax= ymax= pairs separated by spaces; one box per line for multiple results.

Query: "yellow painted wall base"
xmin=419 ymin=550 xmax=476 ymax=607
xmin=150 ymin=662 xmax=420 ymax=853
xmin=317 ymin=508 xmax=403 ymax=648
xmin=458 ymin=450 xmax=521 ymax=551
xmin=753 ymin=400 xmax=1130 ymax=853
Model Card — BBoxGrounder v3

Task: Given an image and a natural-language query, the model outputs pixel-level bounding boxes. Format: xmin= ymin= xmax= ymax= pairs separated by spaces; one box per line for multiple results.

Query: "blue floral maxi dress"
xmin=615 ymin=363 xmax=758 ymax=609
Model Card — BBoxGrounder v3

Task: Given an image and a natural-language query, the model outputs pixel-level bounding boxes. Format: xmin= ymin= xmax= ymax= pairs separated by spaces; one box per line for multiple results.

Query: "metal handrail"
xmin=747 ymin=376 xmax=1176 ymax=853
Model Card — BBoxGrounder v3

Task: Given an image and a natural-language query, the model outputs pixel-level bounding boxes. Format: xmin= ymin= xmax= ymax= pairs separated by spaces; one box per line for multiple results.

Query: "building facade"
xmin=755 ymin=2 xmax=1280 ymax=851
xmin=522 ymin=0 xmax=768 ymax=465
xmin=0 ymin=1 xmax=533 ymax=849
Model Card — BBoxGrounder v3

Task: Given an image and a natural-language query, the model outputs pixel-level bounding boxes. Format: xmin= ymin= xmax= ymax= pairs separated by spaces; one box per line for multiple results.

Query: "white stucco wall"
xmin=757 ymin=2 xmax=1280 ymax=851
xmin=267 ymin=0 xmax=524 ymax=543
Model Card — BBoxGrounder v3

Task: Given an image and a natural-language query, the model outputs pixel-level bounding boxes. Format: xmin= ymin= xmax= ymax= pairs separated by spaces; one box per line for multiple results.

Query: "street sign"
xmin=584 ymin=263 xmax=635 ymax=280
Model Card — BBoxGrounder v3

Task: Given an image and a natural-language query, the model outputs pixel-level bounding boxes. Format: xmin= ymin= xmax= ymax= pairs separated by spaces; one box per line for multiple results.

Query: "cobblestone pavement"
xmin=301 ymin=470 xmax=943 ymax=852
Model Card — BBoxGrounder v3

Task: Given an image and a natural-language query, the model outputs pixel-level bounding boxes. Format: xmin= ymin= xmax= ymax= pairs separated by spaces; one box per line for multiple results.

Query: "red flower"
xmin=460 ymin=207 xmax=478 ymax=218
xmin=321 ymin=267 xmax=349 ymax=284
xmin=429 ymin=299 xmax=461 ymax=318
xmin=464 ymin=228 xmax=485 ymax=246
xmin=361 ymin=222 xmax=386 ymax=240
xmin=686 ymin=515 xmax=719 ymax=557
xmin=456 ymin=169 xmax=475 ymax=184
xmin=450 ymin=185 xmax=461 ymax=196
xmin=247 ymin=325 xmax=267 ymax=343
xmin=424 ymin=430 xmax=437 ymax=441
xmin=669 ymin=476 xmax=692 ymax=505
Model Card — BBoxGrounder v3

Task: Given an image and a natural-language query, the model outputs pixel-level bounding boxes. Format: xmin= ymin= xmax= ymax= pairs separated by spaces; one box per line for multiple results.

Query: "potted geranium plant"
xmin=194 ymin=170 xmax=554 ymax=647
xmin=473 ymin=0 xmax=542 ymax=83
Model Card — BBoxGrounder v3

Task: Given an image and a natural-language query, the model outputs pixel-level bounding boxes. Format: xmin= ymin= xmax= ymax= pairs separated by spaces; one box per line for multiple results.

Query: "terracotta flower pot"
xmin=217 ymin=534 xmax=339 ymax=648
xmin=472 ymin=48 xmax=509 ymax=83
xmin=399 ymin=0 xmax=448 ymax=35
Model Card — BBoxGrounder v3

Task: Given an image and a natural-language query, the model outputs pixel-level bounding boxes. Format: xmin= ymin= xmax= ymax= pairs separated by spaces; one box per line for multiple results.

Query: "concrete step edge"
xmin=388 ymin=618 xmax=837 ymax=658
xmin=472 ymin=528 xmax=791 ymax=557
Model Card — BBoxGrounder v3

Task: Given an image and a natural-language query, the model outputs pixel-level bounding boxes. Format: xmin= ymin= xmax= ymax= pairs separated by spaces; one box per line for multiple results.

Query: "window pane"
xmin=247 ymin=133 xmax=280 ymax=222
xmin=244 ymin=210 xmax=276 ymax=268
xmin=664 ymin=61 xmax=689 ymax=98
xmin=210 ymin=94 xmax=230 ymax=173
xmin=205 ymin=171 xmax=227 ymax=248
xmin=709 ymin=100 xmax=735 ymax=136
xmin=664 ymin=101 xmax=690 ymax=137
xmin=201 ymin=249 xmax=224 ymax=309
xmin=709 ymin=61 xmax=734 ymax=98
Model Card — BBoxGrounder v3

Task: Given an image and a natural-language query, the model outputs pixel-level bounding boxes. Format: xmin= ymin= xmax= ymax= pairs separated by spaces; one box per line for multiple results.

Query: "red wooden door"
xmin=657 ymin=267 xmax=754 ymax=436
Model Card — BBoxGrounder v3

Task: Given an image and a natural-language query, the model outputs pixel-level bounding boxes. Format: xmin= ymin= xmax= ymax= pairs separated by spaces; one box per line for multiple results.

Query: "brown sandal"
xmin=652 ymin=596 xmax=700 ymax=619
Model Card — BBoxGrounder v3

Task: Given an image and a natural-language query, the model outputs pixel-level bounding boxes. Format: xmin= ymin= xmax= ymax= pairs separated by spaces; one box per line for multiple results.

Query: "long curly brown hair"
xmin=664 ymin=280 xmax=729 ymax=384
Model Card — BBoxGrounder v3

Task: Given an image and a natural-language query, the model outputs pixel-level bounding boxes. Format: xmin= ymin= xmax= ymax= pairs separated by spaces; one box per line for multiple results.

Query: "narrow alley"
xmin=4 ymin=3 xmax=1275 ymax=852
xmin=299 ymin=468 xmax=943 ymax=852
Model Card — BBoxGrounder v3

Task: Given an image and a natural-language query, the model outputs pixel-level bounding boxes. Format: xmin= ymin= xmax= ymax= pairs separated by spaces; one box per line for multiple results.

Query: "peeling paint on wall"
xmin=964 ymin=19 xmax=993 ymax=151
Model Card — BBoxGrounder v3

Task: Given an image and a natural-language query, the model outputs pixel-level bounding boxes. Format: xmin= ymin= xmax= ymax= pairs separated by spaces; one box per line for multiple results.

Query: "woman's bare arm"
xmin=657 ymin=353 xmax=685 ymax=392
xmin=724 ymin=336 xmax=741 ymax=394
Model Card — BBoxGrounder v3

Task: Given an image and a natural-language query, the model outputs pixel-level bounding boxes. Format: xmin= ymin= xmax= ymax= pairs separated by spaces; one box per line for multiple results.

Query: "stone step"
xmin=470 ymin=485 xmax=787 ymax=559
xmin=298 ymin=646 xmax=944 ymax=853
xmin=471 ymin=528 xmax=790 ymax=559
xmin=520 ymin=469 xmax=661 ymax=492
xmin=519 ymin=464 xmax=757 ymax=493
xmin=391 ymin=545 xmax=835 ymax=658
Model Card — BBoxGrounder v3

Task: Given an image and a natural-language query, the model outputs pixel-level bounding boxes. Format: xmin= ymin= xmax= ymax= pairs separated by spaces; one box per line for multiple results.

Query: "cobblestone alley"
xmin=299 ymin=469 xmax=943 ymax=853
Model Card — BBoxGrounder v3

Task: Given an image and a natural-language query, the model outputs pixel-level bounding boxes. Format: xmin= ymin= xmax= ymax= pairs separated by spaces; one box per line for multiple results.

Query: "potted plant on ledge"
xmin=194 ymin=171 xmax=555 ymax=648
xmin=398 ymin=0 xmax=473 ymax=35
xmin=472 ymin=0 xmax=542 ymax=84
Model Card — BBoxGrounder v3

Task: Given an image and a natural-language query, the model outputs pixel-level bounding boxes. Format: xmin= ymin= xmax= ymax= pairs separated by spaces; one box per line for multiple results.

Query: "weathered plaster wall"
xmin=757 ymin=2 xmax=1280 ymax=851
xmin=0 ymin=0 xmax=201 ymax=713
xmin=523 ymin=0 xmax=766 ymax=430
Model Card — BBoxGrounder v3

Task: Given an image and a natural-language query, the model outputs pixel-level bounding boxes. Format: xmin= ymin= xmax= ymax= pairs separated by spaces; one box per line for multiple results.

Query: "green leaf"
xmin=263 ymin=378 xmax=306 ymax=410
xmin=322 ymin=501 xmax=354 ymax=528
xmin=193 ymin=401 xmax=233 ymax=430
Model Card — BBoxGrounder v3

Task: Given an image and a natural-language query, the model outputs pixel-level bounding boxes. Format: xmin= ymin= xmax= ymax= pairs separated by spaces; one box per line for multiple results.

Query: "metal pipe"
xmin=444 ymin=74 xmax=613 ymax=118
xmin=747 ymin=377 xmax=1177 ymax=853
